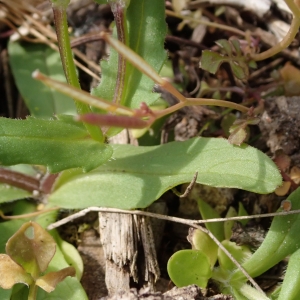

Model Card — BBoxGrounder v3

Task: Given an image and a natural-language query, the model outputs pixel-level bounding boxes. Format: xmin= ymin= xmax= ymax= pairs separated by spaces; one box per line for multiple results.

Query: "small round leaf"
xmin=167 ymin=249 xmax=212 ymax=288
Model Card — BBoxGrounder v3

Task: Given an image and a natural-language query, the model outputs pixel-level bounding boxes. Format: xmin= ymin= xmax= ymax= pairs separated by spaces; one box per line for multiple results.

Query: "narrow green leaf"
xmin=278 ymin=248 xmax=300 ymax=300
xmin=0 ymin=117 xmax=112 ymax=173
xmin=49 ymin=137 xmax=282 ymax=209
xmin=92 ymin=0 xmax=167 ymax=109
xmin=231 ymin=187 xmax=300 ymax=282
xmin=224 ymin=206 xmax=237 ymax=240
xmin=56 ymin=239 xmax=83 ymax=280
xmin=198 ymin=199 xmax=225 ymax=242
xmin=8 ymin=42 xmax=76 ymax=118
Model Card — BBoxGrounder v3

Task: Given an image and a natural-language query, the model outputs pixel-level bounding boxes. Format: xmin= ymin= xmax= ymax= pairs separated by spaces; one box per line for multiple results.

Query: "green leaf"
xmin=218 ymin=240 xmax=251 ymax=272
xmin=189 ymin=229 xmax=218 ymax=267
xmin=238 ymin=202 xmax=249 ymax=226
xmin=0 ymin=288 xmax=12 ymax=300
xmin=49 ymin=137 xmax=282 ymax=209
xmin=231 ymin=186 xmax=300 ymax=282
xmin=167 ymin=249 xmax=212 ymax=288
xmin=200 ymin=50 xmax=227 ymax=75
xmin=198 ymin=199 xmax=225 ymax=242
xmin=0 ymin=219 xmax=30 ymax=253
xmin=8 ymin=42 xmax=76 ymax=118
xmin=0 ymin=184 xmax=31 ymax=204
xmin=92 ymin=0 xmax=167 ymax=109
xmin=55 ymin=236 xmax=84 ymax=280
xmin=224 ymin=206 xmax=237 ymax=240
xmin=200 ymin=39 xmax=253 ymax=80
xmin=36 ymin=242 xmax=88 ymax=300
xmin=216 ymin=39 xmax=233 ymax=55
xmin=278 ymin=248 xmax=300 ymax=300
xmin=0 ymin=117 xmax=112 ymax=173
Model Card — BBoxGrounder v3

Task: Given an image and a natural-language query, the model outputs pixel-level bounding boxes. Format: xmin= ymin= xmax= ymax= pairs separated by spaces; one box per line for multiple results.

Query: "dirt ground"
xmin=1 ymin=0 xmax=300 ymax=299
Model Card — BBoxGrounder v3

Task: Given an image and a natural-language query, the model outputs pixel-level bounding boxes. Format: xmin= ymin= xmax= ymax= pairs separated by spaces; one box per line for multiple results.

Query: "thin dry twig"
xmin=172 ymin=171 xmax=198 ymax=198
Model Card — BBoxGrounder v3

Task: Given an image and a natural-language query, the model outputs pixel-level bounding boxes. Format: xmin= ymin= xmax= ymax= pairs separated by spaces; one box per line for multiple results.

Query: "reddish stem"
xmin=0 ymin=168 xmax=40 ymax=193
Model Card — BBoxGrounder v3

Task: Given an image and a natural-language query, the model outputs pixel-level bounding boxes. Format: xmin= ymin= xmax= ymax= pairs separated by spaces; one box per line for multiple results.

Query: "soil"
xmin=1 ymin=0 xmax=300 ymax=299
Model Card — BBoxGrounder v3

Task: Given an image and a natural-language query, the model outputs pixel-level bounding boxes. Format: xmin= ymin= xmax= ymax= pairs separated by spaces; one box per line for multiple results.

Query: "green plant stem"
xmin=109 ymin=1 xmax=129 ymax=105
xmin=154 ymin=98 xmax=249 ymax=119
xmin=51 ymin=4 xmax=104 ymax=142
xmin=185 ymin=98 xmax=249 ymax=113
xmin=28 ymin=283 xmax=38 ymax=300
xmin=285 ymin=0 xmax=300 ymax=16
xmin=33 ymin=71 xmax=134 ymax=116
xmin=252 ymin=17 xmax=300 ymax=61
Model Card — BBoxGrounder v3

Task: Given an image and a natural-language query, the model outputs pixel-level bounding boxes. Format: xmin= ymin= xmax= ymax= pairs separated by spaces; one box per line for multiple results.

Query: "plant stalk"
xmin=51 ymin=2 xmax=104 ymax=142
xmin=109 ymin=0 xmax=129 ymax=105
xmin=28 ymin=283 xmax=38 ymax=300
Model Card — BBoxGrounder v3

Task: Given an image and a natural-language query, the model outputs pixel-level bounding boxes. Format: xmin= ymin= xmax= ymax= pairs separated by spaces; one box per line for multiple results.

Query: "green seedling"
xmin=0 ymin=221 xmax=75 ymax=300
xmin=168 ymin=187 xmax=300 ymax=299
xmin=200 ymin=39 xmax=257 ymax=81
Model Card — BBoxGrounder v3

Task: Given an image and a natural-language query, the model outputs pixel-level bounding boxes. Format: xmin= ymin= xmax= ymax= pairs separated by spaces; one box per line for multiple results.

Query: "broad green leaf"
xmin=167 ymin=249 xmax=212 ymax=288
xmin=92 ymin=0 xmax=167 ymax=109
xmin=49 ymin=137 xmax=282 ymax=209
xmin=0 ymin=184 xmax=30 ymax=204
xmin=8 ymin=42 xmax=76 ymax=118
xmin=231 ymin=186 xmax=300 ymax=282
xmin=0 ymin=117 xmax=112 ymax=173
